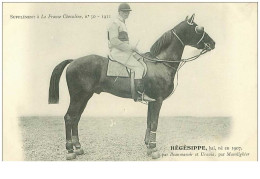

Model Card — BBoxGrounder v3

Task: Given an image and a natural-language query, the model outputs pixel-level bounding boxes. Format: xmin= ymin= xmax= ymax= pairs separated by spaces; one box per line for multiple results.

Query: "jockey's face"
xmin=119 ymin=11 xmax=130 ymax=20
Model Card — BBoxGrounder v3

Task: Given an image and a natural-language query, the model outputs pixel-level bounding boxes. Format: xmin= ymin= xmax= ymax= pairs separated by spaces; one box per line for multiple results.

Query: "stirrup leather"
xmin=137 ymin=91 xmax=148 ymax=104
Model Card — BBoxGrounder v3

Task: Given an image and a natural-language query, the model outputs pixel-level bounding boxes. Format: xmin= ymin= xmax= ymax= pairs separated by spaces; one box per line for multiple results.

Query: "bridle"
xmin=167 ymin=28 xmax=211 ymax=62
xmin=136 ymin=27 xmax=211 ymax=66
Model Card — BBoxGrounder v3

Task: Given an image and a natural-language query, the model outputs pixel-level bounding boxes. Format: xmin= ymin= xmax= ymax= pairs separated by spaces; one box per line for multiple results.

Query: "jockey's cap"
xmin=118 ymin=3 xmax=132 ymax=12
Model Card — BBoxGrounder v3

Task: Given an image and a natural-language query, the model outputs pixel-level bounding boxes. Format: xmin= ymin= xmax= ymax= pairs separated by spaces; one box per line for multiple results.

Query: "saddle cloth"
xmin=106 ymin=55 xmax=147 ymax=78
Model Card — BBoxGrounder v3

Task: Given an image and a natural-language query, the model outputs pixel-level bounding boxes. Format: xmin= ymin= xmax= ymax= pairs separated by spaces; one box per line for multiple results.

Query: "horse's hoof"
xmin=66 ymin=152 xmax=76 ymax=160
xmin=75 ymin=148 xmax=84 ymax=155
xmin=147 ymin=147 xmax=158 ymax=156
xmin=151 ymin=151 xmax=160 ymax=159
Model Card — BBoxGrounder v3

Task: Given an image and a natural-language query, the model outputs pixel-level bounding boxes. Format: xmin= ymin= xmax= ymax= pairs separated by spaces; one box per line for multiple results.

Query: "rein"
xmin=135 ymin=49 xmax=208 ymax=66
xmin=135 ymin=28 xmax=210 ymax=68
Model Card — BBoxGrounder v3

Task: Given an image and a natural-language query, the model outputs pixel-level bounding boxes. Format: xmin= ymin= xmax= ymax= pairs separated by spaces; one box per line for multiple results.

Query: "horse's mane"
xmin=150 ymin=30 xmax=173 ymax=57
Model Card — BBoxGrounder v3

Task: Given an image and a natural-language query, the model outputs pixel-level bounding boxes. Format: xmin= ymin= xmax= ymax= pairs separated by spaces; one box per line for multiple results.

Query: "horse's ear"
xmin=188 ymin=14 xmax=195 ymax=24
xmin=185 ymin=16 xmax=189 ymax=21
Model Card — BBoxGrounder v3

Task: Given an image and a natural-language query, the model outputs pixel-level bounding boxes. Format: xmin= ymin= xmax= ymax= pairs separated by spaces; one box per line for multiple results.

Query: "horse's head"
xmin=174 ymin=14 xmax=215 ymax=51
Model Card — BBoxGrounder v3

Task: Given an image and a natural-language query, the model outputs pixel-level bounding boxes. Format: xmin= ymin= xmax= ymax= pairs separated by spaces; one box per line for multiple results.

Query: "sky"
xmin=3 ymin=3 xmax=257 ymax=117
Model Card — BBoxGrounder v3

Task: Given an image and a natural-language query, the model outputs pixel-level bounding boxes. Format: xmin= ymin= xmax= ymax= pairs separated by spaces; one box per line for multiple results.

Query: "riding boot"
xmin=134 ymin=79 xmax=156 ymax=102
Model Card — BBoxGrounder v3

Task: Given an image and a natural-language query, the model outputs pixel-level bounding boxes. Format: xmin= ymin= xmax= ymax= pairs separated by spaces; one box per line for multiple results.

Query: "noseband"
xmin=196 ymin=31 xmax=205 ymax=45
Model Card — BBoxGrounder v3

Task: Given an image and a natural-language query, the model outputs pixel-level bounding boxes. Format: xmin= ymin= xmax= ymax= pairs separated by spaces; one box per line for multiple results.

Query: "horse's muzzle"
xmin=205 ymin=40 xmax=215 ymax=51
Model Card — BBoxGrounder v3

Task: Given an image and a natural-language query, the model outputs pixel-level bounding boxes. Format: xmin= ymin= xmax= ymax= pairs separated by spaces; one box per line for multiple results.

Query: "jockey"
xmin=107 ymin=3 xmax=155 ymax=102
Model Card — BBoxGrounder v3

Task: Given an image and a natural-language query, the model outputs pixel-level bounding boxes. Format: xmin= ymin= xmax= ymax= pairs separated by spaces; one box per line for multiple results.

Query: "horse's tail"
xmin=48 ymin=59 xmax=73 ymax=104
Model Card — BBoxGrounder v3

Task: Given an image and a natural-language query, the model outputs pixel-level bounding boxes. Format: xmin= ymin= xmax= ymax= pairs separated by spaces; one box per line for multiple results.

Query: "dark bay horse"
xmin=48 ymin=14 xmax=215 ymax=160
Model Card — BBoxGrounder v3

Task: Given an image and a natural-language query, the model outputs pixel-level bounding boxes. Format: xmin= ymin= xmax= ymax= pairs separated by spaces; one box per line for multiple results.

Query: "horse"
xmin=48 ymin=14 xmax=215 ymax=160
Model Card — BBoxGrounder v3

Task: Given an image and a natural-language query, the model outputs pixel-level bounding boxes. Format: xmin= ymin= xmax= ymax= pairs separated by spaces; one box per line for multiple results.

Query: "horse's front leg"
xmin=146 ymin=100 xmax=162 ymax=159
xmin=144 ymin=102 xmax=152 ymax=146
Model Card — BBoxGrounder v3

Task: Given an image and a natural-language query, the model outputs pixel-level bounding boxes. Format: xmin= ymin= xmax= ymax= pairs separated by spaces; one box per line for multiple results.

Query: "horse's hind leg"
xmin=71 ymin=93 xmax=93 ymax=155
xmin=64 ymin=91 xmax=93 ymax=160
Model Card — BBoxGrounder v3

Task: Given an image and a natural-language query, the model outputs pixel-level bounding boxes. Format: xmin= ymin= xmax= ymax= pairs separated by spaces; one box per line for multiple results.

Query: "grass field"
xmin=19 ymin=116 xmax=231 ymax=161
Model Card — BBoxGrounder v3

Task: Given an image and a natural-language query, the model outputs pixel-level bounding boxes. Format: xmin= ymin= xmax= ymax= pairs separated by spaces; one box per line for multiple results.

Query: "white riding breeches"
xmin=110 ymin=48 xmax=144 ymax=79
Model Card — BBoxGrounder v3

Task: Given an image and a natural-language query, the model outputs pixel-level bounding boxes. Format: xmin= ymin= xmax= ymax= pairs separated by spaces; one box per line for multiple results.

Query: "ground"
xmin=19 ymin=116 xmax=231 ymax=161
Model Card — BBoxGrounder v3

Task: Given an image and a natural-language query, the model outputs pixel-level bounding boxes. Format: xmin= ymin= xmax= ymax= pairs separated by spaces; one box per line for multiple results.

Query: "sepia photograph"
xmin=2 ymin=2 xmax=257 ymax=161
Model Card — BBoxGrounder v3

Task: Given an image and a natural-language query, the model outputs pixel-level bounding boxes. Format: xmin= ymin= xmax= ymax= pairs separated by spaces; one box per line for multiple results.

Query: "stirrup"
xmin=137 ymin=91 xmax=156 ymax=104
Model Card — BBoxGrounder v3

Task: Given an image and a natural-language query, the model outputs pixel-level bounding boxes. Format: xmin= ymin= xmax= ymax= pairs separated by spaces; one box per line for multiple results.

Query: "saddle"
xmin=107 ymin=55 xmax=148 ymax=101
